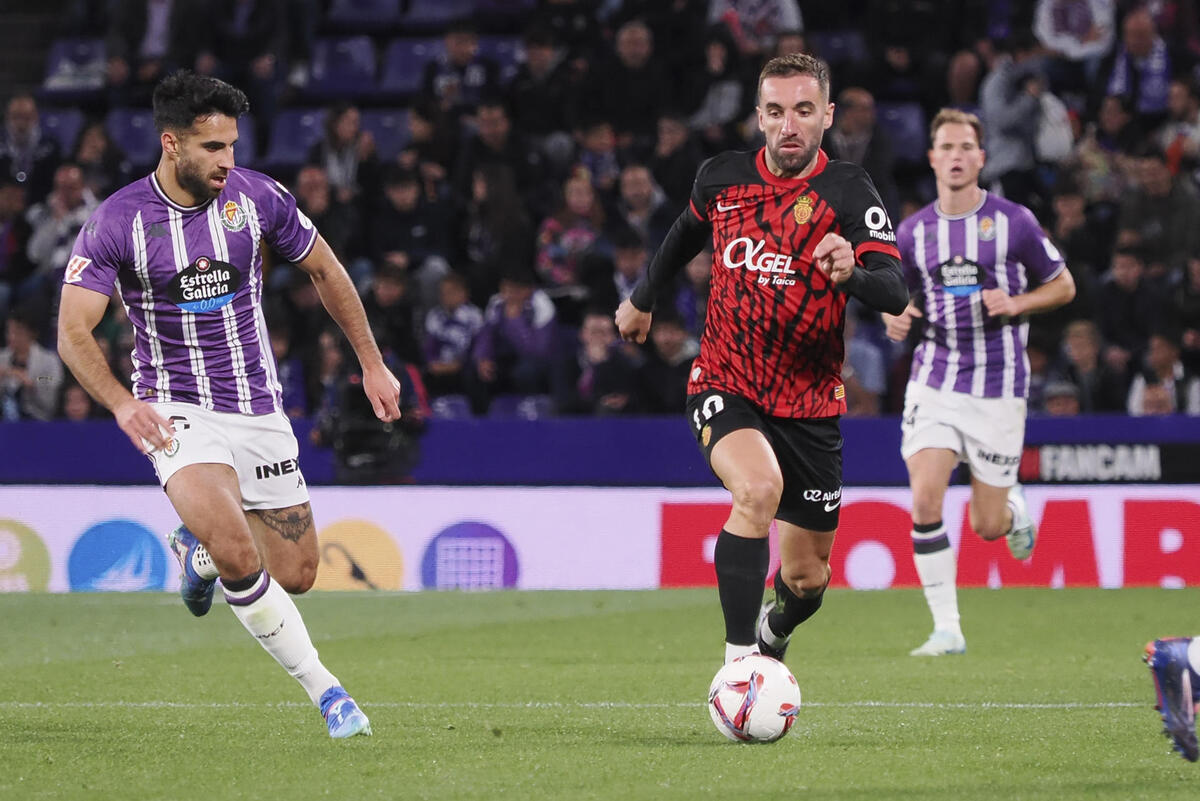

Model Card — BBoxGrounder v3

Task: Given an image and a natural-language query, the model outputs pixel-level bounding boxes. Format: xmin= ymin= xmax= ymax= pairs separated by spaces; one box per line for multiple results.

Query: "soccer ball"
xmin=707 ymin=654 xmax=801 ymax=743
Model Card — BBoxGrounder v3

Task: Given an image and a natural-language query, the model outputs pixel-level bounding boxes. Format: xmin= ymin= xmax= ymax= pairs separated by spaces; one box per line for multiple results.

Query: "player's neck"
xmin=154 ymin=159 xmax=204 ymax=208
xmin=937 ymin=184 xmax=984 ymax=216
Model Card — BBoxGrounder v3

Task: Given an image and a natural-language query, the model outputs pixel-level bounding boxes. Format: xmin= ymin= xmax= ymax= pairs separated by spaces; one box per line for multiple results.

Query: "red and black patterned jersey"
xmin=686 ymin=147 xmax=901 ymax=418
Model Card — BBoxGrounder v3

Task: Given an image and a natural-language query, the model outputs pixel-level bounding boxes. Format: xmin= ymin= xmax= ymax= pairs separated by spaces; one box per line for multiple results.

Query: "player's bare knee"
xmin=970 ymin=509 xmax=1007 ymax=541
xmin=779 ymin=560 xmax=829 ymax=597
xmin=214 ymin=540 xmax=262 ymax=580
xmin=728 ymin=476 xmax=782 ymax=528
xmin=277 ymin=558 xmax=318 ymax=594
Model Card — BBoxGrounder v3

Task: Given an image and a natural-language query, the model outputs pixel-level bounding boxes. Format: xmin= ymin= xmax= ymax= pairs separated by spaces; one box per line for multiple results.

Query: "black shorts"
xmin=686 ymin=390 xmax=843 ymax=531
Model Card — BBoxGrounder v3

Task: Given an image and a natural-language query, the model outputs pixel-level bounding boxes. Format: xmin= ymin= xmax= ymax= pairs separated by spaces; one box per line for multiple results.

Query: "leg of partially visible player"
xmin=757 ymin=522 xmax=834 ymax=661
xmin=906 ymin=447 xmax=965 ymax=656
xmin=1145 ymin=636 xmax=1200 ymax=762
xmin=709 ymin=428 xmax=781 ymax=664
xmin=166 ymin=468 xmax=369 ymax=737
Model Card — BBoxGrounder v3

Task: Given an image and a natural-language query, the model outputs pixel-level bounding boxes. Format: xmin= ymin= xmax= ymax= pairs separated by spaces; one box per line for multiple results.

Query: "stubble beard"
xmin=770 ymin=139 xmax=819 ymax=178
xmin=177 ymin=158 xmax=221 ymax=202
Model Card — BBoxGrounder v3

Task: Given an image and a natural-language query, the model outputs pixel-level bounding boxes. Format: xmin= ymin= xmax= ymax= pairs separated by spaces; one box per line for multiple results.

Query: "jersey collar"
xmin=149 ymin=172 xmax=217 ymax=213
xmin=755 ymin=147 xmax=828 ymax=187
xmin=934 ymin=189 xmax=989 ymax=220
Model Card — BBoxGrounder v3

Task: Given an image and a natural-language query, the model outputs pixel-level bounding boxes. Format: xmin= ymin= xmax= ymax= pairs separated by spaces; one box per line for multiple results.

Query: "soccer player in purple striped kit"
xmin=883 ymin=108 xmax=1075 ymax=657
xmin=57 ymin=72 xmax=400 ymax=737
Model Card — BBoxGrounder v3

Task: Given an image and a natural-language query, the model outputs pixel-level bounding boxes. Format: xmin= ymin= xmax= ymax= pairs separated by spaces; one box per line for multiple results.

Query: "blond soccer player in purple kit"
xmin=57 ymin=72 xmax=400 ymax=737
xmin=883 ymin=108 xmax=1075 ymax=657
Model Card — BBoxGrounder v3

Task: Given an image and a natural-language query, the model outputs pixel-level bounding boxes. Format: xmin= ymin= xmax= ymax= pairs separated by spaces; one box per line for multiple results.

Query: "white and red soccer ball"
xmin=707 ymin=654 xmax=802 ymax=743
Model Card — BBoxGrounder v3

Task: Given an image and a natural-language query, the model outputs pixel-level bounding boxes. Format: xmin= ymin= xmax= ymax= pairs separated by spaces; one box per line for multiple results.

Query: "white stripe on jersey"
xmin=131 ymin=211 xmax=170 ymax=402
xmin=242 ymin=194 xmax=283 ymax=411
xmin=994 ymin=211 xmax=1017 ymax=397
xmin=167 ymin=208 xmax=212 ymax=408
xmin=966 ymin=212 xmax=986 ymax=396
xmin=913 ymin=220 xmax=937 ymax=388
xmin=205 ymin=203 xmax=253 ymax=413
xmin=937 ymin=216 xmax=959 ymax=391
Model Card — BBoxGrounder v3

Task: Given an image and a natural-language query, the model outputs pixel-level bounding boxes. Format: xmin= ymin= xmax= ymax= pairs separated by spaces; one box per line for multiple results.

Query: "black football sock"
xmin=713 ymin=529 xmax=769 ymax=645
xmin=766 ymin=569 xmax=825 ymax=639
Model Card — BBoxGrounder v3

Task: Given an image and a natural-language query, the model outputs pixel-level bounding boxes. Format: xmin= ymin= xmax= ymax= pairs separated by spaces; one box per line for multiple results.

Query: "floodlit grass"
xmin=1 ymin=588 xmax=1197 ymax=800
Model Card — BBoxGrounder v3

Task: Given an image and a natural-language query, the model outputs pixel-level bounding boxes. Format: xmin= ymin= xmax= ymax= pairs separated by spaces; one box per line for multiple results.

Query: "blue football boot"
xmin=1144 ymin=638 xmax=1199 ymax=762
xmin=167 ymin=525 xmax=217 ymax=617
xmin=320 ymin=686 xmax=372 ymax=738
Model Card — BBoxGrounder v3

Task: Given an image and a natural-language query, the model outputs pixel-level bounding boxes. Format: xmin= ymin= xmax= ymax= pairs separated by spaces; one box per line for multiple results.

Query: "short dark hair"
xmin=152 ymin=70 xmax=249 ymax=134
xmin=757 ymin=53 xmax=830 ymax=103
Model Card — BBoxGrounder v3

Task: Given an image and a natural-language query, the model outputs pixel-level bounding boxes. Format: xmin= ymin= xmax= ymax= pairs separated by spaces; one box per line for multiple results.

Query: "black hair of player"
xmin=152 ymin=70 xmax=249 ymax=134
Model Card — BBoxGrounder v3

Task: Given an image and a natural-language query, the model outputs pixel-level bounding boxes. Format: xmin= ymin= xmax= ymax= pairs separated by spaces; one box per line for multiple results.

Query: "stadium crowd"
xmin=2 ymin=0 xmax=1200 ymax=426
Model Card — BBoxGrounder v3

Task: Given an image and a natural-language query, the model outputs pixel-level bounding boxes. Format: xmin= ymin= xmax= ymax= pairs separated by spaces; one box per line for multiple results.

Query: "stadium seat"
xmin=104 ymin=108 xmax=159 ymax=170
xmin=326 ymin=0 xmax=402 ymax=30
xmin=262 ymin=108 xmax=327 ymax=170
xmin=235 ymin=115 xmax=257 ymax=168
xmin=487 ymin=394 xmax=554 ymax=420
xmin=809 ymin=29 xmax=868 ymax=68
xmin=359 ymin=109 xmax=411 ymax=161
xmin=430 ymin=394 xmax=472 ymax=420
xmin=876 ymin=102 xmax=928 ymax=165
xmin=40 ymin=38 xmax=106 ymax=105
xmin=307 ymin=36 xmax=378 ymax=101
xmin=379 ymin=38 xmax=443 ymax=96
xmin=402 ymin=0 xmax=475 ymax=30
xmin=39 ymin=108 xmax=85 ymax=153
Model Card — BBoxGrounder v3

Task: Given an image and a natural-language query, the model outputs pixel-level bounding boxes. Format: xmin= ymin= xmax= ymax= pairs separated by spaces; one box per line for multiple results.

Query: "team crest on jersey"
xmin=167 ymin=257 xmax=244 ymax=313
xmin=221 ymin=200 xmax=247 ymax=232
xmin=64 ymin=255 xmax=91 ymax=284
xmin=978 ymin=216 xmax=996 ymax=241
xmin=834 ymin=384 xmax=845 ymax=401
xmin=793 ymin=195 xmax=815 ymax=225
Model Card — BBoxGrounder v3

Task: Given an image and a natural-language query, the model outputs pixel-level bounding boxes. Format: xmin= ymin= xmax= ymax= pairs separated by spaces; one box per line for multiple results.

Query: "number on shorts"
xmin=693 ymin=394 xmax=725 ymax=431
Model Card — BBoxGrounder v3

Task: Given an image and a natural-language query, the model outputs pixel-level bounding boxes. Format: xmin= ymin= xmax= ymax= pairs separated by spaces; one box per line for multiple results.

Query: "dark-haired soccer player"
xmin=57 ymin=71 xmax=398 ymax=737
xmin=616 ymin=53 xmax=908 ymax=665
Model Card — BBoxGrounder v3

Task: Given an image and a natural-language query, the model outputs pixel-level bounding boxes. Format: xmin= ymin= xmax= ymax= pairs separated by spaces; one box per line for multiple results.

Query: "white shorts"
xmin=146 ymin=402 xmax=310 ymax=510
xmin=899 ymin=382 xmax=1026 ymax=488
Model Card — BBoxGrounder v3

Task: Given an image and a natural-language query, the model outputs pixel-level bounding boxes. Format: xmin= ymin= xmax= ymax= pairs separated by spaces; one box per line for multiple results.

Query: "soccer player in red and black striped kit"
xmin=617 ymin=53 xmax=909 ymax=665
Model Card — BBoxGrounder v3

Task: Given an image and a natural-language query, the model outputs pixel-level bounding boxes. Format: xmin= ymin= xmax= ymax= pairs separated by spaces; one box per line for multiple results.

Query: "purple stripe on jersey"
xmin=896 ymin=192 xmax=1063 ymax=400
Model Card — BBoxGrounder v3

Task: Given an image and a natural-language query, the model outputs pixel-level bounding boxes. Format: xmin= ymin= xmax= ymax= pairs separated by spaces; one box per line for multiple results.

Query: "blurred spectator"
xmin=1033 ymin=0 xmax=1116 ymax=98
xmin=266 ymin=307 xmax=308 ymax=418
xmin=635 ymin=307 xmax=697 ymax=414
xmin=422 ymin=272 xmax=484 ymax=399
xmin=308 ymin=102 xmax=378 ymax=207
xmin=70 ymin=122 xmax=133 ymax=200
xmin=1025 ymin=332 xmax=1054 ymax=413
xmin=688 ymin=25 xmax=746 ymax=155
xmin=574 ymin=119 xmax=622 ymax=197
xmin=0 ymin=179 xmax=33 ymax=325
xmin=1050 ymin=318 xmax=1129 ymax=412
xmin=1034 ymin=177 xmax=1102 ymax=340
xmin=369 ymin=165 xmax=453 ymax=309
xmin=611 ymin=0 xmax=709 ymax=78
xmin=1070 ymin=93 xmax=1140 ymax=219
xmin=0 ymin=308 xmax=63 ymax=421
xmin=557 ymin=306 xmax=639 ymax=415
xmin=459 ymin=163 xmax=534 ymax=307
xmin=944 ymin=48 xmax=984 ymax=110
xmin=530 ymin=0 xmax=602 ymax=74
xmin=1115 ymin=145 xmax=1200 ymax=281
xmin=1172 ymin=256 xmax=1200 ymax=372
xmin=536 ymin=169 xmax=607 ymax=296
xmin=1139 ymin=382 xmax=1177 ymax=415
xmin=0 ymin=94 xmax=62 ymax=206
xmin=1096 ymin=6 xmax=1172 ymax=132
xmin=586 ymin=20 xmax=670 ymax=150
xmin=452 ymin=98 xmax=548 ymax=220
xmin=292 ymin=164 xmax=364 ymax=283
xmin=1126 ymin=330 xmax=1200 ymax=415
xmin=586 ymin=225 xmax=647 ymax=312
xmin=105 ymin=0 xmax=204 ymax=106
xmin=1042 ymin=378 xmax=1082 ymax=416
xmin=612 ymin=164 xmax=674 ymax=250
xmin=25 ymin=164 xmax=98 ymax=305
xmin=472 ymin=267 xmax=558 ymax=413
xmin=709 ymin=0 xmax=802 ymax=59
xmin=651 ymin=111 xmax=703 ymax=208
xmin=979 ymin=33 xmax=1046 ymax=211
xmin=361 ymin=263 xmax=420 ymax=367
xmin=772 ymin=29 xmax=808 ymax=59
xmin=1157 ymin=77 xmax=1200 ymax=183
xmin=506 ymin=25 xmax=574 ymax=169
xmin=59 ymin=380 xmax=97 ymax=421
xmin=283 ymin=0 xmax=319 ymax=92
xmin=824 ymin=86 xmax=900 ymax=220
xmin=842 ymin=304 xmax=886 ymax=417
xmin=195 ymin=0 xmax=285 ymax=151
xmin=674 ymin=247 xmax=712 ymax=339
xmin=1096 ymin=245 xmax=1161 ymax=378
xmin=420 ymin=20 xmax=501 ymax=122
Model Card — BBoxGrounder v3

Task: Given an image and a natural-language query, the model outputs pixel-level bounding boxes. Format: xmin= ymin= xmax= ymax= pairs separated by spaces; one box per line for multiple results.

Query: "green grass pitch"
xmin=1 ymin=588 xmax=1197 ymax=800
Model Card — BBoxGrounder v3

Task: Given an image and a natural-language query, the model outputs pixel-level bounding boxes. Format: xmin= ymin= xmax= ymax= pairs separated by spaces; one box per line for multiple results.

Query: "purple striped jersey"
xmin=64 ymin=167 xmax=318 ymax=414
xmin=895 ymin=191 xmax=1065 ymax=399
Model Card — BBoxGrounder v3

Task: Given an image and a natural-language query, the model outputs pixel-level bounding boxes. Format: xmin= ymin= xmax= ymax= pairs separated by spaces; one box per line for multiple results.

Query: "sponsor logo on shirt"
xmin=64 ymin=255 xmax=91 ymax=284
xmin=166 ymin=256 xmax=243 ymax=312
xmin=938 ymin=255 xmax=983 ymax=296
xmin=864 ymin=205 xmax=896 ymax=241
xmin=722 ymin=237 xmax=797 ymax=287
xmin=221 ymin=200 xmax=247 ymax=232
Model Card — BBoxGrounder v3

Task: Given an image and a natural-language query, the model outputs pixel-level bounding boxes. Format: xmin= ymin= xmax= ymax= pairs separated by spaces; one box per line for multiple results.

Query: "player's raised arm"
xmin=58 ymin=284 xmax=174 ymax=452
xmin=296 ymin=234 xmax=402 ymax=423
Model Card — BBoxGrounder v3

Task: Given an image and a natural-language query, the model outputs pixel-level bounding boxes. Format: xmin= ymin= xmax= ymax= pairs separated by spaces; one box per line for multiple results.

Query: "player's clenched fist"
xmin=615 ymin=298 xmax=652 ymax=344
xmin=882 ymin=302 xmax=924 ymax=342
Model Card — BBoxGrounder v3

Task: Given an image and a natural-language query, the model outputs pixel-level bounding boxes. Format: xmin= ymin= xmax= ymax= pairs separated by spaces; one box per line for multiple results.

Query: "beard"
xmin=176 ymin=157 xmax=222 ymax=202
xmin=768 ymin=138 xmax=819 ymax=177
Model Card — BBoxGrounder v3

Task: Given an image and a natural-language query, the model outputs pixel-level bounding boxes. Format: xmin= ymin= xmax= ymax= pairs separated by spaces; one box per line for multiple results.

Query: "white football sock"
xmin=224 ymin=571 xmax=339 ymax=705
xmin=1189 ymin=637 xmax=1200 ymax=675
xmin=725 ymin=642 xmax=758 ymax=664
xmin=912 ymin=523 xmax=961 ymax=636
